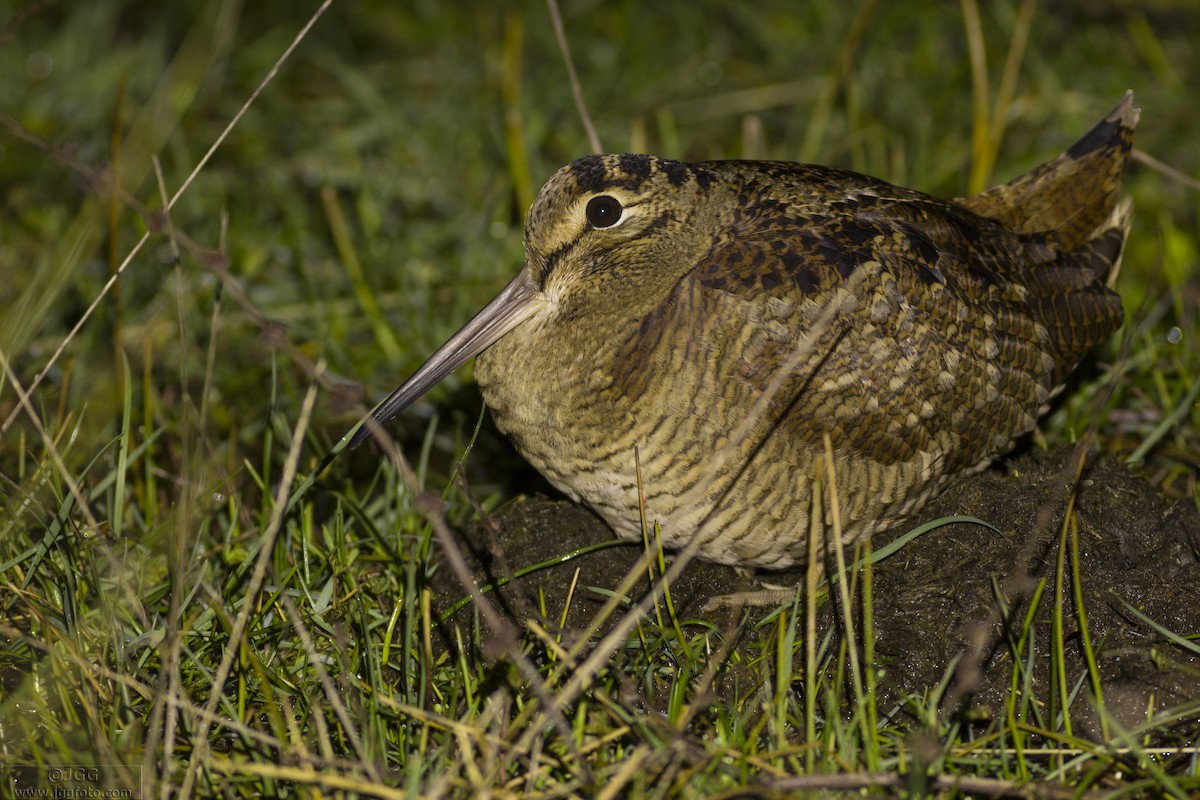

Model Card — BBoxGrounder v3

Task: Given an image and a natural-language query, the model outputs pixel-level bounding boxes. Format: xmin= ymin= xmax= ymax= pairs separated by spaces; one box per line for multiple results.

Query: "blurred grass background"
xmin=0 ymin=0 xmax=1196 ymax=796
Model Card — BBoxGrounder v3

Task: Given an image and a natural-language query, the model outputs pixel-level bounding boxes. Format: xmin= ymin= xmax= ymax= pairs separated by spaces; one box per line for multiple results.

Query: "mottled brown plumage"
xmin=352 ymin=93 xmax=1136 ymax=568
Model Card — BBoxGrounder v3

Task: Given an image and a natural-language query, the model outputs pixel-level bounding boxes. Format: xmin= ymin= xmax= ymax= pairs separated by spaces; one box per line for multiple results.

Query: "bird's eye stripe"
xmin=540 ymin=240 xmax=575 ymax=285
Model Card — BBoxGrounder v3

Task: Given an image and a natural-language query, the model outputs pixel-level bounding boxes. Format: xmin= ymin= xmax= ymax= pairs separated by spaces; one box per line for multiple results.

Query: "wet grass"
xmin=1 ymin=1 xmax=1197 ymax=797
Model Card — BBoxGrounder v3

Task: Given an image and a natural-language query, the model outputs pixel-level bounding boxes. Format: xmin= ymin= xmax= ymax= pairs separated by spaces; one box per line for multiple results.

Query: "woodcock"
xmin=351 ymin=94 xmax=1137 ymax=569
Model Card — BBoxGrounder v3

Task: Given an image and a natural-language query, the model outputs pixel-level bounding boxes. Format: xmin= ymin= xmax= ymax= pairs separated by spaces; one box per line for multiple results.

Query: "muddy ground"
xmin=425 ymin=444 xmax=1200 ymax=737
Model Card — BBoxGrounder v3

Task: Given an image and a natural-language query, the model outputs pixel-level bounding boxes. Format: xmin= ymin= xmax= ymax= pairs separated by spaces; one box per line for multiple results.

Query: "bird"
xmin=350 ymin=93 xmax=1136 ymax=569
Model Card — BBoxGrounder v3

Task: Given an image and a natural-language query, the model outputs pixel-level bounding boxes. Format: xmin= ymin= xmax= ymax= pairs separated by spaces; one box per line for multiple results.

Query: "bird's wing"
xmin=676 ymin=174 xmax=1072 ymax=474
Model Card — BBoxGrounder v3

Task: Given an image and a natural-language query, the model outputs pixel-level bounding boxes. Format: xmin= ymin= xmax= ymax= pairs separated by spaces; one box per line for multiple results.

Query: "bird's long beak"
xmin=348 ymin=268 xmax=543 ymax=448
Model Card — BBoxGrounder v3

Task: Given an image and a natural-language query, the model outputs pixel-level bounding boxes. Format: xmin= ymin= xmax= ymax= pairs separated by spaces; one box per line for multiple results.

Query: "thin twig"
xmin=0 ymin=0 xmax=336 ymax=438
xmin=169 ymin=2 xmax=332 ymax=211
xmin=179 ymin=365 xmax=323 ymax=797
xmin=279 ymin=594 xmax=381 ymax=782
xmin=545 ymin=0 xmax=602 ymax=154
xmin=0 ymin=348 xmax=103 ymax=538
xmin=207 ymin=761 xmax=409 ymax=800
xmin=1133 ymin=148 xmax=1200 ymax=192
xmin=365 ymin=424 xmax=595 ymax=784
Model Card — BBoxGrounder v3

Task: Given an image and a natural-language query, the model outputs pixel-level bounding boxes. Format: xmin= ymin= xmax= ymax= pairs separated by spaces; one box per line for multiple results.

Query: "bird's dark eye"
xmin=585 ymin=195 xmax=623 ymax=228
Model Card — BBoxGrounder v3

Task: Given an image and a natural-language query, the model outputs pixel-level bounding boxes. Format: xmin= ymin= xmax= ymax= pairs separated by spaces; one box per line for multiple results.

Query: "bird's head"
xmin=348 ymin=154 xmax=717 ymax=447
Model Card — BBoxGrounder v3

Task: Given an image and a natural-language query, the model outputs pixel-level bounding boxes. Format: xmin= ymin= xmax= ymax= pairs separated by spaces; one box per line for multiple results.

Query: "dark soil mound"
xmin=428 ymin=445 xmax=1200 ymax=733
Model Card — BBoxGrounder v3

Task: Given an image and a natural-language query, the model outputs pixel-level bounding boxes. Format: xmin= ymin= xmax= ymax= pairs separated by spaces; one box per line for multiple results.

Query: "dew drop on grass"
xmin=1167 ymin=326 xmax=1182 ymax=344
